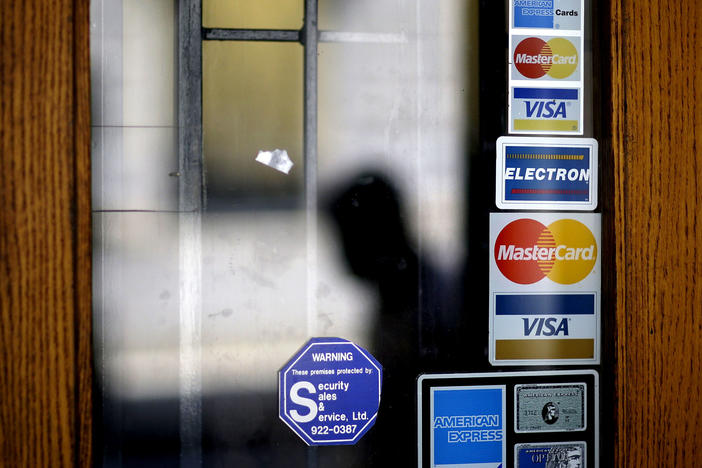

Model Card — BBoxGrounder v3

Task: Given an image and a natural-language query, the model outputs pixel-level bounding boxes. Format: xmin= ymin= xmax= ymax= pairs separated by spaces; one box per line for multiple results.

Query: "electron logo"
xmin=494 ymin=218 xmax=596 ymax=284
xmin=514 ymin=37 xmax=578 ymax=79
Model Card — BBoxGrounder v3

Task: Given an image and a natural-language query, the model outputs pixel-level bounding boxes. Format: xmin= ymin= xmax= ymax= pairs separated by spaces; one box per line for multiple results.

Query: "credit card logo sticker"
xmin=493 ymin=293 xmax=596 ymax=360
xmin=431 ymin=386 xmax=505 ymax=467
xmin=513 ymin=37 xmax=579 ymax=80
xmin=515 ymin=383 xmax=586 ymax=433
xmin=513 ymin=0 xmax=583 ymax=31
xmin=495 ymin=137 xmax=597 ymax=210
xmin=489 ymin=213 xmax=601 ymax=365
xmin=510 ymin=88 xmax=581 ymax=134
xmin=515 ymin=442 xmax=586 ymax=467
xmin=494 ymin=218 xmax=597 ymax=285
xmin=512 ymin=36 xmax=580 ymax=81
xmin=523 ymin=317 xmax=569 ymax=336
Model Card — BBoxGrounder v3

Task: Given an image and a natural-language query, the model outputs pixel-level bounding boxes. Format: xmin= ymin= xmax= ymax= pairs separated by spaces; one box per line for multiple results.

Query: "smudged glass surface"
xmin=92 ymin=0 xmax=481 ymax=466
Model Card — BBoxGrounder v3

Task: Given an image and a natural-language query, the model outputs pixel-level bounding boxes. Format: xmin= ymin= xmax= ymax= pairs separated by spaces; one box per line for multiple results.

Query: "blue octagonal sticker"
xmin=278 ymin=337 xmax=383 ymax=445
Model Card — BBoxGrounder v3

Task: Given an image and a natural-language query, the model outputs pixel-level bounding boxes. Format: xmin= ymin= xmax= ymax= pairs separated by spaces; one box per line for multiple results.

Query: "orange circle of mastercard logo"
xmin=514 ymin=37 xmax=579 ymax=79
xmin=495 ymin=218 xmax=597 ymax=285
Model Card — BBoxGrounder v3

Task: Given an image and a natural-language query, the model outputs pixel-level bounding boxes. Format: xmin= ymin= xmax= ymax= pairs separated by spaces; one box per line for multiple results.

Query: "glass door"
xmin=91 ymin=0 xmax=597 ymax=466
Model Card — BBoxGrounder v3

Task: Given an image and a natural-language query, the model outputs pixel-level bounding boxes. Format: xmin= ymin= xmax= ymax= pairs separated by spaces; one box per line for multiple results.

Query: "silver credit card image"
xmin=515 ymin=442 xmax=586 ymax=468
xmin=515 ymin=383 xmax=586 ymax=432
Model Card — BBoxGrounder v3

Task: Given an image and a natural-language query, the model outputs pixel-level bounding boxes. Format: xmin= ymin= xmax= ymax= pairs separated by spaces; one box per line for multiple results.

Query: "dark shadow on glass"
xmin=326 ymin=171 xmax=468 ymax=466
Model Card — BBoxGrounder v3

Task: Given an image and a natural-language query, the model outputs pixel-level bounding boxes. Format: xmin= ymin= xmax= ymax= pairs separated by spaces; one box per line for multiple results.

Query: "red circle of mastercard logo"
xmin=514 ymin=37 xmax=579 ymax=79
xmin=495 ymin=218 xmax=597 ymax=285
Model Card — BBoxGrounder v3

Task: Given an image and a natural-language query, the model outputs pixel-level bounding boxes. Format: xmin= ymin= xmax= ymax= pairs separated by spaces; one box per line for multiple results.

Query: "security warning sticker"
xmin=515 ymin=442 xmax=586 ymax=467
xmin=489 ymin=213 xmax=601 ymax=366
xmin=511 ymin=35 xmax=581 ymax=82
xmin=512 ymin=0 xmax=583 ymax=31
xmin=495 ymin=136 xmax=597 ymax=210
xmin=429 ymin=385 xmax=506 ymax=468
xmin=509 ymin=87 xmax=582 ymax=134
xmin=278 ymin=337 xmax=382 ymax=445
xmin=515 ymin=383 xmax=586 ymax=432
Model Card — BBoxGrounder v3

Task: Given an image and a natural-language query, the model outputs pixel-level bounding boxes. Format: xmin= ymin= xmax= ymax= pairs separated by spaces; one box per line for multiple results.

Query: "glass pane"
xmin=203 ymin=0 xmax=303 ymax=30
xmin=201 ymin=36 xmax=312 ymax=466
xmin=93 ymin=211 xmax=182 ymax=465
xmin=199 ymin=1 xmax=474 ymax=466
xmin=203 ymin=41 xmax=303 ymax=200
xmin=91 ymin=1 xmax=181 ymax=463
xmin=319 ymin=0 xmax=409 ymax=33
xmin=315 ymin=3 xmax=472 ymax=465
xmin=319 ymin=0 xmax=474 ymax=271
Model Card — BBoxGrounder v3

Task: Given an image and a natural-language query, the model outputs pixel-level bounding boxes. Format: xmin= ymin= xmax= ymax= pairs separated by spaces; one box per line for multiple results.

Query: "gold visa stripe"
xmin=495 ymin=339 xmax=594 ymax=360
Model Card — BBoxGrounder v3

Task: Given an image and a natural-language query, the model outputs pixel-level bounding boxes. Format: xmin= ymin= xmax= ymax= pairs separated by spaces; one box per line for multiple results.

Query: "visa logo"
xmin=522 ymin=317 xmax=569 ymax=336
xmin=525 ymin=100 xmax=567 ymax=119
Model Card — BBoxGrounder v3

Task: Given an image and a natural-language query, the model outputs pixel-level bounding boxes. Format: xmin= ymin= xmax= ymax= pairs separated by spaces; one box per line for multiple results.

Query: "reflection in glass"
xmin=320 ymin=0 xmax=409 ymax=33
xmin=92 ymin=0 xmax=478 ymax=466
xmin=199 ymin=1 xmax=473 ymax=466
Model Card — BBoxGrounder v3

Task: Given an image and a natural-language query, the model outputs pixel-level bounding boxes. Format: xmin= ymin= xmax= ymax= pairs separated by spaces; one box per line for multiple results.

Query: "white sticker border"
xmin=489 ymin=291 xmax=601 ymax=366
xmin=488 ymin=212 xmax=602 ymax=367
xmin=495 ymin=136 xmax=598 ymax=210
xmin=508 ymin=0 xmax=586 ymax=135
xmin=508 ymin=84 xmax=585 ymax=135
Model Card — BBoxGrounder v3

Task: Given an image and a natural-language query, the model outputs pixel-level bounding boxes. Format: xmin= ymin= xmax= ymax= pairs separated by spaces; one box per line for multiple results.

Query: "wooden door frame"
xmin=1 ymin=0 xmax=699 ymax=466
xmin=603 ymin=0 xmax=702 ymax=465
xmin=1 ymin=1 xmax=92 ymax=466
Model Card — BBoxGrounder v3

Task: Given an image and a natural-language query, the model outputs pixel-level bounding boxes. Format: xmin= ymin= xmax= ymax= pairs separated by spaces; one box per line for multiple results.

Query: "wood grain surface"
xmin=0 ymin=1 xmax=92 ymax=466
xmin=609 ymin=0 xmax=702 ymax=465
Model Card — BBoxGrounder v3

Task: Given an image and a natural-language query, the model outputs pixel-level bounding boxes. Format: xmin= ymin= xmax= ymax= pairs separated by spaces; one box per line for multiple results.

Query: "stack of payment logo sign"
xmin=492 ymin=0 xmax=599 ymax=367
xmin=509 ymin=0 xmax=584 ymax=134
xmin=489 ymin=207 xmax=601 ymax=365
xmin=422 ymin=3 xmax=599 ymax=467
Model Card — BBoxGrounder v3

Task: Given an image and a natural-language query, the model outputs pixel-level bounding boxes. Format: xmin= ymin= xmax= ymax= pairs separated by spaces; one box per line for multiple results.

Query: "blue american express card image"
xmin=512 ymin=0 xmax=583 ymax=31
xmin=431 ymin=386 xmax=505 ymax=467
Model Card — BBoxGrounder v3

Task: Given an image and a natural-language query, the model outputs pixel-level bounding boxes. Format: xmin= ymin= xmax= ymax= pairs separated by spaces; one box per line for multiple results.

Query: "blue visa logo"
xmin=523 ymin=317 xmax=569 ymax=336
xmin=526 ymin=100 xmax=567 ymax=118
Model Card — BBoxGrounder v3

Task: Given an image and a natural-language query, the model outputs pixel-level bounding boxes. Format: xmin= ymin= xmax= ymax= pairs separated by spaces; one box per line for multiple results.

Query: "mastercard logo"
xmin=514 ymin=37 xmax=579 ymax=79
xmin=495 ymin=218 xmax=597 ymax=285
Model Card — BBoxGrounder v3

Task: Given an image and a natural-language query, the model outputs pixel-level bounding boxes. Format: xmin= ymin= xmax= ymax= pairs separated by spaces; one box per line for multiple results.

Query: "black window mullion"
xmin=303 ymin=0 xmax=318 ymax=258
xmin=178 ymin=0 xmax=204 ymax=212
xmin=177 ymin=1 xmax=204 ymax=467
xmin=203 ymin=28 xmax=301 ymax=42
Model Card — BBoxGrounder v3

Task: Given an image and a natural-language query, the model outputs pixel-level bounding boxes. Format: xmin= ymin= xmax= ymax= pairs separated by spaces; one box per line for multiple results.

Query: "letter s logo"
xmin=290 ymin=381 xmax=317 ymax=423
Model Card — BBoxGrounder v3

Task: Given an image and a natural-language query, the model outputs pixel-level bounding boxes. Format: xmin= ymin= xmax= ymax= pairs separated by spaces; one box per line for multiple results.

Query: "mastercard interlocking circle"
xmin=494 ymin=218 xmax=597 ymax=285
xmin=514 ymin=37 xmax=579 ymax=80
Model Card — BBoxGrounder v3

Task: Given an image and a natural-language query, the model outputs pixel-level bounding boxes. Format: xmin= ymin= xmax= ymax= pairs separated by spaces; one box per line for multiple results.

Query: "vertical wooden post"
xmin=608 ymin=0 xmax=702 ymax=465
xmin=0 ymin=0 xmax=92 ymax=466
